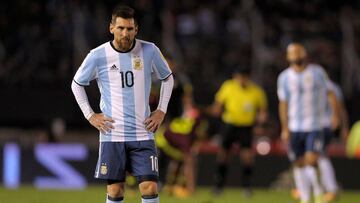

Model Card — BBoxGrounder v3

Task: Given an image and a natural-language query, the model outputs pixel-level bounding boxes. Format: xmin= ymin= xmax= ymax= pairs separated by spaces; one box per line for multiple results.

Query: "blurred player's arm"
xmin=256 ymin=88 xmax=268 ymax=125
xmin=207 ymin=81 xmax=229 ymax=118
xmin=338 ymin=99 xmax=349 ymax=141
xmin=277 ymin=74 xmax=289 ymax=142
xmin=279 ymin=101 xmax=290 ymax=142
xmin=327 ymin=90 xmax=340 ymax=131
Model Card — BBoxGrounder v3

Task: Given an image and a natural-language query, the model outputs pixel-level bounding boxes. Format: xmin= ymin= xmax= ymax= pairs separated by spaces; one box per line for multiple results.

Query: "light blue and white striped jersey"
xmin=323 ymin=81 xmax=343 ymax=128
xmin=73 ymin=39 xmax=172 ymax=142
xmin=277 ymin=64 xmax=330 ymax=132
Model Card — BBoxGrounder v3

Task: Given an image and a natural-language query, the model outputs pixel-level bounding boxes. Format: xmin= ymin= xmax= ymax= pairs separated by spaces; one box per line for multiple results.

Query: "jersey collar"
xmin=110 ymin=39 xmax=136 ymax=53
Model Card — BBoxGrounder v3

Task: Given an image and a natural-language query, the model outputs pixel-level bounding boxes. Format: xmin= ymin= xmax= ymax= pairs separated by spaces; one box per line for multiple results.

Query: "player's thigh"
xmin=304 ymin=131 xmax=323 ymax=164
xmin=127 ymin=140 xmax=159 ymax=183
xmin=288 ymin=132 xmax=306 ymax=162
xmin=95 ymin=142 xmax=127 ymax=181
xmin=238 ymin=127 xmax=254 ymax=164
xmin=305 ymin=131 xmax=324 ymax=154
xmin=220 ymin=123 xmax=237 ymax=150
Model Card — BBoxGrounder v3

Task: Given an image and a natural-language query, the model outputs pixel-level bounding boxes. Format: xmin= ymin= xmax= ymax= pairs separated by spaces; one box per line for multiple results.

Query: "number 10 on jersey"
xmin=150 ymin=155 xmax=158 ymax=172
xmin=120 ymin=71 xmax=134 ymax=88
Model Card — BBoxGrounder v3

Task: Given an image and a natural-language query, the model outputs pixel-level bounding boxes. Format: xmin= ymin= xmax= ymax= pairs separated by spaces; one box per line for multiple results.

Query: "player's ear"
xmin=135 ymin=25 xmax=139 ymax=35
xmin=109 ymin=23 xmax=114 ymax=34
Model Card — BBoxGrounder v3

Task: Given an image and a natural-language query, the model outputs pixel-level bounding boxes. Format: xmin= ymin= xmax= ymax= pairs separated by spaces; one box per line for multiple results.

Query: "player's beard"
xmin=118 ymin=37 xmax=133 ymax=51
xmin=290 ymin=58 xmax=306 ymax=66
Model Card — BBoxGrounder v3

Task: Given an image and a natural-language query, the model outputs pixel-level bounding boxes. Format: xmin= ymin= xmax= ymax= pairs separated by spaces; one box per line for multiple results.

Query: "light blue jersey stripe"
xmin=311 ymin=69 xmax=319 ymax=130
xmin=296 ymin=74 xmax=303 ymax=131
xmin=97 ymin=48 xmax=112 ymax=141
xmin=120 ymin=54 xmax=137 ymax=142
xmin=75 ymin=52 xmax=97 ymax=86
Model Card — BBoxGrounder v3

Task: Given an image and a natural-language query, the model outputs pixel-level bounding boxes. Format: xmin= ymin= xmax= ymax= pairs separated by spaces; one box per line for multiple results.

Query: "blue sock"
xmin=106 ymin=194 xmax=124 ymax=203
xmin=141 ymin=194 xmax=159 ymax=203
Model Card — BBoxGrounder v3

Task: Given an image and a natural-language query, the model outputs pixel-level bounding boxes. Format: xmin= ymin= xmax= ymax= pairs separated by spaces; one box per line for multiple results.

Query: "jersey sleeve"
xmin=73 ymin=51 xmax=98 ymax=86
xmin=215 ymin=81 xmax=229 ymax=104
xmin=277 ymin=73 xmax=289 ymax=101
xmin=316 ymin=66 xmax=332 ymax=91
xmin=152 ymin=45 xmax=172 ymax=80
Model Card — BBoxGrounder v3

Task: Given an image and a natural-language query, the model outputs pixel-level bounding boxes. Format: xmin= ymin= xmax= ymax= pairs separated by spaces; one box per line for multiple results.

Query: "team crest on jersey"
xmin=132 ymin=56 xmax=143 ymax=70
xmin=100 ymin=163 xmax=108 ymax=175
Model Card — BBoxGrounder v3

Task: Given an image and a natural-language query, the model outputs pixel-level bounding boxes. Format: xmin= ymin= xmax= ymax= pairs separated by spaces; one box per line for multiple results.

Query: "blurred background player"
xmin=156 ymin=106 xmax=207 ymax=198
xmin=154 ymin=56 xmax=203 ymax=197
xmin=71 ymin=5 xmax=174 ymax=203
xmin=319 ymin=80 xmax=349 ymax=202
xmin=212 ymin=66 xmax=268 ymax=196
xmin=278 ymin=43 xmax=339 ymax=203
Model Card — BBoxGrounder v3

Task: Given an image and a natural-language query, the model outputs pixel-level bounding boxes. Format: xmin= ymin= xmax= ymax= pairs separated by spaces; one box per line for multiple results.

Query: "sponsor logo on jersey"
xmin=110 ymin=64 xmax=118 ymax=70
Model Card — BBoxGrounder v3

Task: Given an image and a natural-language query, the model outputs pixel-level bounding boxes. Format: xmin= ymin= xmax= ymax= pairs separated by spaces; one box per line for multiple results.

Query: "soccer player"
xmin=278 ymin=43 xmax=339 ymax=203
xmin=71 ymin=5 xmax=174 ymax=203
xmin=320 ymin=80 xmax=349 ymax=202
xmin=156 ymin=107 xmax=204 ymax=198
xmin=212 ymin=66 xmax=268 ymax=196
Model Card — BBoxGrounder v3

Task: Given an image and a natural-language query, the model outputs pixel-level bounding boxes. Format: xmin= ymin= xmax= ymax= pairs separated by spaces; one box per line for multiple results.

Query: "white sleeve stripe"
xmin=71 ymin=80 xmax=94 ymax=120
xmin=157 ymin=74 xmax=174 ymax=113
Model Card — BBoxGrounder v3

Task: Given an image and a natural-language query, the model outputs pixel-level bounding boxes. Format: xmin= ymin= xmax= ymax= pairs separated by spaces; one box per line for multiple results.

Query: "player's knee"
xmin=293 ymin=158 xmax=305 ymax=167
xmin=139 ymin=181 xmax=158 ymax=196
xmin=240 ymin=149 xmax=254 ymax=165
xmin=107 ymin=183 xmax=125 ymax=198
xmin=305 ymin=152 xmax=318 ymax=166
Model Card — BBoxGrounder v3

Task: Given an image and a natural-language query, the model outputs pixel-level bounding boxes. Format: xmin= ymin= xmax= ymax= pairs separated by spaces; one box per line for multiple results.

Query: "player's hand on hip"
xmin=144 ymin=109 xmax=165 ymax=132
xmin=88 ymin=113 xmax=115 ymax=133
xmin=281 ymin=128 xmax=290 ymax=143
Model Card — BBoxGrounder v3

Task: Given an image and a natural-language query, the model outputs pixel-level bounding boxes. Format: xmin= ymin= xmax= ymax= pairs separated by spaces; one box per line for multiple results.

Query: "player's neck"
xmin=292 ymin=64 xmax=307 ymax=72
xmin=111 ymin=40 xmax=135 ymax=52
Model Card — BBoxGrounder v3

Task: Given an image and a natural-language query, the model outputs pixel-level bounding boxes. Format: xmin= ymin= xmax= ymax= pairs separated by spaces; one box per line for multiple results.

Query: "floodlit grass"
xmin=0 ymin=186 xmax=359 ymax=203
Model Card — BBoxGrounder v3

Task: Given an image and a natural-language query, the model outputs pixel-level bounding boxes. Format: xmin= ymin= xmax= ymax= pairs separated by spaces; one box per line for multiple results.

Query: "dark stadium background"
xmin=0 ymin=0 xmax=360 ymax=191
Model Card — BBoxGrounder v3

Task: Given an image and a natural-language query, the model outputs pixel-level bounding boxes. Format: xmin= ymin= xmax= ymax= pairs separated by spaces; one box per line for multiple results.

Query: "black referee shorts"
xmin=220 ymin=123 xmax=253 ymax=150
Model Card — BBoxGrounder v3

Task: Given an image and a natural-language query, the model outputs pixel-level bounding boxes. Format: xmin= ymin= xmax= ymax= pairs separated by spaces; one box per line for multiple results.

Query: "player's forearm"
xmin=328 ymin=91 xmax=340 ymax=120
xmin=157 ymin=74 xmax=174 ymax=113
xmin=71 ymin=80 xmax=94 ymax=120
xmin=257 ymin=108 xmax=268 ymax=124
xmin=279 ymin=101 xmax=288 ymax=130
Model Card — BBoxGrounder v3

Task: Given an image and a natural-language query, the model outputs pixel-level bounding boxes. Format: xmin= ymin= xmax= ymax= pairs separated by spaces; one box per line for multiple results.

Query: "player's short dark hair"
xmin=234 ymin=66 xmax=251 ymax=76
xmin=111 ymin=5 xmax=137 ymax=24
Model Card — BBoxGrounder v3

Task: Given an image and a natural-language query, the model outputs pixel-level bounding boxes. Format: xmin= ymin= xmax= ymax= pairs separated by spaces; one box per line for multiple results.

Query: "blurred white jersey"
xmin=73 ymin=39 xmax=172 ymax=142
xmin=277 ymin=64 xmax=330 ymax=132
xmin=323 ymin=81 xmax=343 ymax=128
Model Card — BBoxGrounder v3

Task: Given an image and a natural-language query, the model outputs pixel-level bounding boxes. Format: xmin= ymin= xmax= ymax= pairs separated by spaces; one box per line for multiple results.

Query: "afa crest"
xmin=133 ymin=57 xmax=143 ymax=70
xmin=100 ymin=163 xmax=108 ymax=175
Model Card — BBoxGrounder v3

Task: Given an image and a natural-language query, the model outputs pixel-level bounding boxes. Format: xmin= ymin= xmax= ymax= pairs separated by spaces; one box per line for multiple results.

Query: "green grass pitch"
xmin=0 ymin=186 xmax=359 ymax=203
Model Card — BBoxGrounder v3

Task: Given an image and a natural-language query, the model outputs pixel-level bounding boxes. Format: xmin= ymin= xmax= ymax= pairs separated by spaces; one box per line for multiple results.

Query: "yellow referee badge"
xmin=132 ymin=56 xmax=143 ymax=70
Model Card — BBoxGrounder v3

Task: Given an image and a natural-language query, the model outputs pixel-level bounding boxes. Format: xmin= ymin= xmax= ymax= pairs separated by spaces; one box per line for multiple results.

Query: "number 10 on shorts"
xmin=150 ymin=156 xmax=158 ymax=172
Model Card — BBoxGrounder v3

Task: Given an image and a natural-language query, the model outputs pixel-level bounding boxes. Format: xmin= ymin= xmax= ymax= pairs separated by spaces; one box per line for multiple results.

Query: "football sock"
xmin=241 ymin=165 xmax=253 ymax=188
xmin=215 ymin=163 xmax=227 ymax=189
xmin=305 ymin=165 xmax=323 ymax=196
xmin=294 ymin=167 xmax=310 ymax=203
xmin=142 ymin=194 xmax=159 ymax=203
xmin=319 ymin=156 xmax=338 ymax=193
